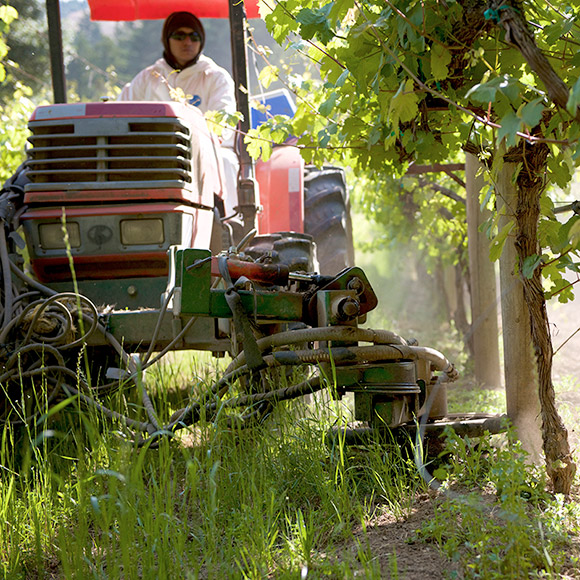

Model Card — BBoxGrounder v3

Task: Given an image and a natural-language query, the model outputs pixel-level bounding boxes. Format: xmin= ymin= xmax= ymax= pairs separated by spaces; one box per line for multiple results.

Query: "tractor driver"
xmin=119 ymin=11 xmax=239 ymax=217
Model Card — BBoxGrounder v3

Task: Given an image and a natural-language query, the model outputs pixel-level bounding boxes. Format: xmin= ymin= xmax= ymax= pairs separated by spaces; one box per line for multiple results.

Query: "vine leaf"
xmin=390 ymin=79 xmax=419 ymax=127
xmin=522 ymin=254 xmax=542 ymax=279
xmin=569 ymin=219 xmax=580 ymax=249
xmin=431 ymin=44 xmax=452 ymax=81
xmin=567 ymin=77 xmax=580 ymax=115
xmin=490 ymin=220 xmax=515 ymax=262
xmin=258 ymin=65 xmax=279 ymax=89
xmin=296 ymin=5 xmax=334 ymax=44
xmin=497 ymin=111 xmax=522 ymax=147
xmin=520 ymin=98 xmax=544 ymax=129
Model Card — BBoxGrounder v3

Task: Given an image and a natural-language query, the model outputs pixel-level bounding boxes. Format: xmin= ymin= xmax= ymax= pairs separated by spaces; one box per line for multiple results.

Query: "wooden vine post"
xmin=496 ymin=157 xmax=542 ymax=462
xmin=465 ymin=153 xmax=501 ymax=389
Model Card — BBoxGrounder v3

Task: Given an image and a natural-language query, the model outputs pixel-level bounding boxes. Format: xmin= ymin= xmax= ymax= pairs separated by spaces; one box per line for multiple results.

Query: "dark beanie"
xmin=162 ymin=12 xmax=205 ymax=70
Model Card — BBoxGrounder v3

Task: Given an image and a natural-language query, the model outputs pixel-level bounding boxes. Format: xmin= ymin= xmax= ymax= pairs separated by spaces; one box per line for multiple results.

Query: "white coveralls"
xmin=119 ymin=55 xmax=239 ymax=216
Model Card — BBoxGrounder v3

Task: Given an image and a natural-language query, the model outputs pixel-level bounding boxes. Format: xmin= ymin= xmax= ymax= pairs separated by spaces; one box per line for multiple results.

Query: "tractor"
xmin=0 ymin=0 xmax=503 ymax=446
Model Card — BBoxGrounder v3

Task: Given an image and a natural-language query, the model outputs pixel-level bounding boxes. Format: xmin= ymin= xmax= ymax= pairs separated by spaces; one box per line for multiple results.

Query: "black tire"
xmin=303 ymin=166 xmax=355 ymax=276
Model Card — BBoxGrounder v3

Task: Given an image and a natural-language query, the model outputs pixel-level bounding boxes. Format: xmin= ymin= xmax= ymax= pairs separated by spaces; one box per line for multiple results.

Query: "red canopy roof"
xmin=87 ymin=0 xmax=261 ymax=21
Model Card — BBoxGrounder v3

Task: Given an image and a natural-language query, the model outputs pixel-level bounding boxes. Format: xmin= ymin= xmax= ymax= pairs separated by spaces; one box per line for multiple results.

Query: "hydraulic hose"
xmin=226 ymin=326 xmax=410 ymax=374
xmin=9 ymin=258 xmax=57 ymax=296
xmin=0 ymin=229 xmax=14 ymax=329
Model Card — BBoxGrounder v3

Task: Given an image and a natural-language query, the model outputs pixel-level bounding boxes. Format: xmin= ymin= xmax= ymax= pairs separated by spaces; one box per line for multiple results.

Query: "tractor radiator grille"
xmin=26 ymin=117 xmax=193 ymax=191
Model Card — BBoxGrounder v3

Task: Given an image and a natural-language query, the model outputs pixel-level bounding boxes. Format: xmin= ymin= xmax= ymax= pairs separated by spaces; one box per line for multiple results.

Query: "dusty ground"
xmin=347 ymin=495 xmax=464 ymax=579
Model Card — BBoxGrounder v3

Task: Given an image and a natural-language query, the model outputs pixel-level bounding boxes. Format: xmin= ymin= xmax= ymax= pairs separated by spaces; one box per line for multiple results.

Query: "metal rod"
xmin=229 ymin=0 xmax=252 ymax=176
xmin=553 ymin=201 xmax=580 ymax=215
xmin=228 ymin=0 xmax=258 ymax=233
xmin=46 ymin=0 xmax=67 ymax=103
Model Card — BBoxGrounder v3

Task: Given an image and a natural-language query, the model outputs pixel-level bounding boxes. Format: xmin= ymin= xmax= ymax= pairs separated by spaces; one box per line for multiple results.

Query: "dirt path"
xmin=348 ymin=495 xmax=463 ymax=579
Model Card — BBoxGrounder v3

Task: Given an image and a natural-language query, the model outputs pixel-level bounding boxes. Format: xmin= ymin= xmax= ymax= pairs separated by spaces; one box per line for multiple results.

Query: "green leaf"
xmin=431 ymin=44 xmax=452 ymax=81
xmin=318 ymin=128 xmax=331 ymax=148
xmin=569 ymin=219 xmax=580 ymax=249
xmin=296 ymin=4 xmax=334 ymax=44
xmin=543 ymin=18 xmax=574 ymax=45
xmin=389 ymin=79 xmax=419 ymax=126
xmin=567 ymin=76 xmax=580 ymax=115
xmin=465 ymin=75 xmax=521 ymax=106
xmin=329 ymin=0 xmax=355 ymax=22
xmin=258 ymin=65 xmax=279 ymax=89
xmin=497 ymin=111 xmax=522 ymax=147
xmin=547 ymin=149 xmax=574 ymax=189
xmin=264 ymin=4 xmax=299 ymax=44
xmin=245 ymin=128 xmax=272 ymax=161
xmin=522 ymin=254 xmax=542 ymax=279
xmin=465 ymin=80 xmax=497 ymax=104
xmin=545 ymin=273 xmax=574 ymax=303
xmin=319 ymin=92 xmax=337 ymax=117
xmin=497 ymin=75 xmax=520 ymax=103
xmin=0 ymin=5 xmax=18 ymax=25
xmin=520 ymin=98 xmax=544 ymax=129
xmin=335 ymin=68 xmax=350 ymax=88
xmin=490 ymin=220 xmax=515 ymax=262
xmin=557 ymin=215 xmax=580 ymax=248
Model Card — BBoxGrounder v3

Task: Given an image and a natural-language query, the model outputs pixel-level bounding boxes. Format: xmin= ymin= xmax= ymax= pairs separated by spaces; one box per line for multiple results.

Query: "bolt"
xmin=347 ymin=277 xmax=364 ymax=294
xmin=127 ymin=285 xmax=138 ymax=297
xmin=337 ymin=296 xmax=360 ymax=320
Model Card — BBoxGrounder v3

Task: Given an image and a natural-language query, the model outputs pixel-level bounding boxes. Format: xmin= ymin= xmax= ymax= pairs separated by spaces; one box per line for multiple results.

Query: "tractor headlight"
xmin=39 ymin=222 xmax=81 ymax=249
xmin=120 ymin=219 xmax=164 ymax=245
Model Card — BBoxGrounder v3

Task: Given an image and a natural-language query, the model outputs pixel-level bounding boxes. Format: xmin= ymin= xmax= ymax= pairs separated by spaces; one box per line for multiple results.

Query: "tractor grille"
xmin=26 ymin=117 xmax=193 ymax=191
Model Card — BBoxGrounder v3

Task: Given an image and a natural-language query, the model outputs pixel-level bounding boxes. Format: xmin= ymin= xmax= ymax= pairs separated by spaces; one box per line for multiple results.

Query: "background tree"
xmin=0 ymin=0 xmax=49 ymax=106
xmin=256 ymin=0 xmax=580 ymax=493
xmin=0 ymin=5 xmax=37 ymax=182
xmin=65 ymin=13 xmax=126 ymax=100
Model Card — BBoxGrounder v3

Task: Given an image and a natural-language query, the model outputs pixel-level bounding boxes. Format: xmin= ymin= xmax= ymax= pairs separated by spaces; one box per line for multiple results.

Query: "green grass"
xmin=1 ymin=354 xmax=579 ymax=579
xmin=0 ymin=359 xmax=414 ymax=579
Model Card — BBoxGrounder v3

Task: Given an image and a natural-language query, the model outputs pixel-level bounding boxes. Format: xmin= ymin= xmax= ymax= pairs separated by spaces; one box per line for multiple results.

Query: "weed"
xmin=418 ymin=424 xmax=580 ymax=578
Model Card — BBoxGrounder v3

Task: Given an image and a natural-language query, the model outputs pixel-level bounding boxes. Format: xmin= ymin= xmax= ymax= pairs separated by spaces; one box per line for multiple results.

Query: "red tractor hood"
xmin=87 ymin=0 xmax=261 ymax=20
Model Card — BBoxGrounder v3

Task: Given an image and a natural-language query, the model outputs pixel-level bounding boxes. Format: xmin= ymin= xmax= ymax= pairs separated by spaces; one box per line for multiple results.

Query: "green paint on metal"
xmin=208 ymin=290 xmax=303 ymax=320
xmin=176 ymin=248 xmax=304 ymax=321
xmin=178 ymin=248 xmax=212 ymax=315
xmin=47 ymin=276 xmax=169 ymax=309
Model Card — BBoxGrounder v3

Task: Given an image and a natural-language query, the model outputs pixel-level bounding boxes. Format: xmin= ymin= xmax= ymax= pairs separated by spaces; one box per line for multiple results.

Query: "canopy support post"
xmin=229 ymin=0 xmax=258 ymax=233
xmin=46 ymin=0 xmax=67 ymax=103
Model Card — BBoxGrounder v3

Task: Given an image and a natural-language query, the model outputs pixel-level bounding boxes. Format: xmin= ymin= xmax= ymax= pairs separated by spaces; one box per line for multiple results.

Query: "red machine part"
xmin=209 ymin=257 xmax=290 ymax=286
xmin=26 ymin=101 xmax=221 ymax=210
xmin=21 ymin=203 xmax=211 ymax=282
xmin=87 ymin=0 xmax=261 ymax=21
xmin=28 ymin=101 xmax=186 ymax=121
xmin=256 ymin=145 xmax=305 ymax=235
xmin=22 ymin=101 xmax=222 ymax=283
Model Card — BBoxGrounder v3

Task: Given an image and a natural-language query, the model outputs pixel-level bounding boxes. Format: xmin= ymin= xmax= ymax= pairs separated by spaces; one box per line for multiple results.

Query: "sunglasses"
xmin=170 ymin=31 xmax=202 ymax=42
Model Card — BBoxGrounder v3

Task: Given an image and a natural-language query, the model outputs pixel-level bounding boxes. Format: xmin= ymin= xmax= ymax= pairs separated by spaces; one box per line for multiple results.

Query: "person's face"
xmin=168 ymin=27 xmax=202 ymax=67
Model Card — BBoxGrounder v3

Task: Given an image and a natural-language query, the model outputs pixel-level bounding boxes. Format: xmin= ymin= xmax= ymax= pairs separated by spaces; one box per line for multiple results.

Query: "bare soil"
xmin=348 ymin=494 xmax=464 ymax=579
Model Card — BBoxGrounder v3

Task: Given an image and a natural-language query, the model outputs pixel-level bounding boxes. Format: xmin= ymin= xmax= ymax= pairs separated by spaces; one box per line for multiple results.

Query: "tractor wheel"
xmin=303 ymin=166 xmax=355 ymax=276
